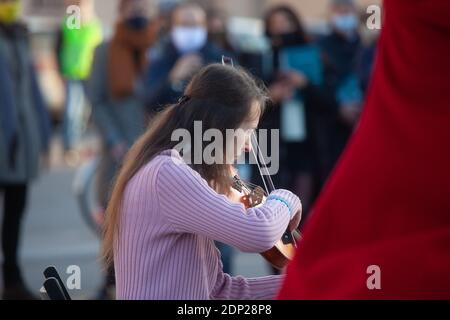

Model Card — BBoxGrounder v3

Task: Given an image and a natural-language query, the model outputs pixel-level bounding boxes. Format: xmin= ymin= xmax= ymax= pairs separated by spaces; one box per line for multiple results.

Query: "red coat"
xmin=278 ymin=0 xmax=450 ymax=299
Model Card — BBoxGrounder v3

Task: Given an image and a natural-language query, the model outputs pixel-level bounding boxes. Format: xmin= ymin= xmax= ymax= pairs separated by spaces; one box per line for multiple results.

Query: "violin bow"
xmin=250 ymin=132 xmax=297 ymax=248
xmin=222 ymin=55 xmax=297 ymax=248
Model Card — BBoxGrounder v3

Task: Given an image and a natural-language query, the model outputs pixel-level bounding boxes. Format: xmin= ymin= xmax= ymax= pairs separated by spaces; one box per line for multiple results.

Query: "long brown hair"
xmin=102 ymin=64 xmax=268 ymax=265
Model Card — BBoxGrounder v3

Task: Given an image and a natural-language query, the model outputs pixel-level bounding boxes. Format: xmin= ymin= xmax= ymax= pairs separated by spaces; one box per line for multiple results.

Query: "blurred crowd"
xmin=0 ymin=0 xmax=379 ymax=299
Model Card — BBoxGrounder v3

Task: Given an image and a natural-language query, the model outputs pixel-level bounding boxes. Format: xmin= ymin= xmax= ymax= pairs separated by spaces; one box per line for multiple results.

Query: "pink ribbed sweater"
xmin=114 ymin=149 xmax=294 ymax=300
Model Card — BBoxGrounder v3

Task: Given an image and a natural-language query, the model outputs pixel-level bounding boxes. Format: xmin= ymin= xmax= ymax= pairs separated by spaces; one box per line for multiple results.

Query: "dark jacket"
xmin=144 ymin=39 xmax=228 ymax=113
xmin=0 ymin=23 xmax=50 ymax=183
xmin=317 ymin=30 xmax=364 ymax=174
xmin=319 ymin=31 xmax=362 ymax=90
xmin=86 ymin=42 xmax=146 ymax=149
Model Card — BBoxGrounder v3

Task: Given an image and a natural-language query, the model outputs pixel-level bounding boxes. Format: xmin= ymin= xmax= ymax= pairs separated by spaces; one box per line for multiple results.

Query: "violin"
xmin=230 ymin=173 xmax=301 ymax=270
xmin=221 ymin=55 xmax=301 ymax=270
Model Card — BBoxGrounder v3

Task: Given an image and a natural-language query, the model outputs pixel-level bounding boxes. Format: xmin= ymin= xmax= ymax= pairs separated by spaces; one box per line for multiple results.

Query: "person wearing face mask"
xmin=0 ymin=0 xmax=51 ymax=299
xmin=318 ymin=0 xmax=364 ymax=178
xmin=260 ymin=5 xmax=331 ymax=275
xmin=85 ymin=0 xmax=158 ymax=299
xmin=145 ymin=3 xmax=229 ymax=115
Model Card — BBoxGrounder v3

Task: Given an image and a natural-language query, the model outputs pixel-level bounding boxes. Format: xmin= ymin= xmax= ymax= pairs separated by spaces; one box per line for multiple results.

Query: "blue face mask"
xmin=125 ymin=16 xmax=149 ymax=30
xmin=332 ymin=14 xmax=358 ymax=34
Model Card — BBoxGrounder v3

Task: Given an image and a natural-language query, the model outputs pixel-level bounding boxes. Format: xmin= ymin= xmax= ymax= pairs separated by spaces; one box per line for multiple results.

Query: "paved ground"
xmin=1 ymin=135 xmax=274 ymax=300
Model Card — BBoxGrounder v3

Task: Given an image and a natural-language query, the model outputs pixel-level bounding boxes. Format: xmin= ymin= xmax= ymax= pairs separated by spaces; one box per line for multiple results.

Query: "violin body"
xmin=231 ymin=175 xmax=300 ymax=270
xmin=261 ymin=242 xmax=296 ymax=270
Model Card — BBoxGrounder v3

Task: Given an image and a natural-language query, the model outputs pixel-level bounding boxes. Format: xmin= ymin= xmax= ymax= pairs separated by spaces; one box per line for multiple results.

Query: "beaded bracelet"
xmin=266 ymin=195 xmax=293 ymax=217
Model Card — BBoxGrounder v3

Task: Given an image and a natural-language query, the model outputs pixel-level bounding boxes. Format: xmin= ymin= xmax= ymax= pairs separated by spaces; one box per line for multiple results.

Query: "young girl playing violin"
xmin=102 ymin=64 xmax=302 ymax=300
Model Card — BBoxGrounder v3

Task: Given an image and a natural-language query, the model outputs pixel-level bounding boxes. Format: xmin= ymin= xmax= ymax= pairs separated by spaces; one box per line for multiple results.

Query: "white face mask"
xmin=171 ymin=26 xmax=207 ymax=53
xmin=332 ymin=14 xmax=359 ymax=34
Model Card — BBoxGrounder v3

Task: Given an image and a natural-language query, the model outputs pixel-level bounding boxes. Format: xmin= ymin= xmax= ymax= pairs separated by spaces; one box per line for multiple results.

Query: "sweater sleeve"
xmin=156 ymin=158 xmax=291 ymax=253
xmin=211 ymin=270 xmax=284 ymax=300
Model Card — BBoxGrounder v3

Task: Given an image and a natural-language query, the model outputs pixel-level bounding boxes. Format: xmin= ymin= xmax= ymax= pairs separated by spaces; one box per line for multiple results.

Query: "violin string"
xmin=241 ymin=180 xmax=268 ymax=196
xmin=233 ymin=173 xmax=253 ymax=194
xmin=241 ymin=182 xmax=252 ymax=194
xmin=244 ymin=181 xmax=261 ymax=189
